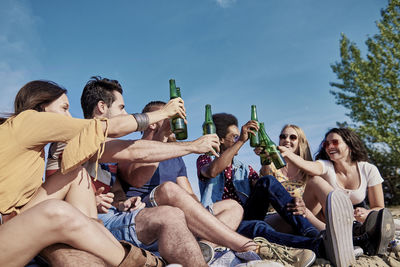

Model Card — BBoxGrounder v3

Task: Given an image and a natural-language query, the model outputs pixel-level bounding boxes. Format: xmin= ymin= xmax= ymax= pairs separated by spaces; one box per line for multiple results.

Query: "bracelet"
xmin=132 ymin=113 xmax=149 ymax=131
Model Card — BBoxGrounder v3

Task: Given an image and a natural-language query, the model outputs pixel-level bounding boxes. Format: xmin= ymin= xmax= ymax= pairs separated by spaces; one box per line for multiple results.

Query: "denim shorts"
xmin=98 ymin=206 xmax=158 ymax=252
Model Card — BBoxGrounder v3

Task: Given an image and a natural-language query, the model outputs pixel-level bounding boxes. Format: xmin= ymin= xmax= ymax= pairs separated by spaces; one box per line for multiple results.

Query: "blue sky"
xmin=0 ymin=0 xmax=386 ymax=196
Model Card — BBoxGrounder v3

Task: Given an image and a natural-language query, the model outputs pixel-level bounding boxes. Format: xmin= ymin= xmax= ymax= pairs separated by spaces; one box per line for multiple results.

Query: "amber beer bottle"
xmin=174 ymin=87 xmax=188 ymax=140
xmin=259 ymin=122 xmax=286 ymax=169
xmin=169 ymin=79 xmax=187 ymax=140
xmin=249 ymin=105 xmax=260 ymax=147
xmin=258 ymin=123 xmax=272 ymax=166
xmin=202 ymin=104 xmax=216 ymax=155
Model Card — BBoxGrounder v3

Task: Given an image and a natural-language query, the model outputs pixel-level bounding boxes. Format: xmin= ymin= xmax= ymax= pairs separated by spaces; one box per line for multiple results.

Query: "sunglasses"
xmin=322 ymin=139 xmax=339 ymax=149
xmin=279 ymin=134 xmax=298 ymax=141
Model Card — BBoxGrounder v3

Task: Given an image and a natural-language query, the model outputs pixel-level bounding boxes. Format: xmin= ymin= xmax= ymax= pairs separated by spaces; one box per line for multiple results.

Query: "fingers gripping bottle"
xmin=202 ymin=104 xmax=217 ymax=155
xmin=258 ymin=122 xmax=272 ymax=166
xmin=249 ymin=105 xmax=260 ymax=147
xmin=259 ymin=122 xmax=286 ymax=169
xmin=174 ymin=87 xmax=188 ymax=140
xmin=169 ymin=79 xmax=187 ymax=140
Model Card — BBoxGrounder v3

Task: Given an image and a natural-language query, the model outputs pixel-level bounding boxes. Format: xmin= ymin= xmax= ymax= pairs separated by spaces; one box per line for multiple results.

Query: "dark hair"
xmin=0 ymin=80 xmax=67 ymax=125
xmin=315 ymin=128 xmax=368 ymax=162
xmin=142 ymin=101 xmax=166 ymax=113
xmin=15 ymin=80 xmax=67 ymax=114
xmin=81 ymin=76 xmax=123 ymax=119
xmin=212 ymin=113 xmax=238 ymax=139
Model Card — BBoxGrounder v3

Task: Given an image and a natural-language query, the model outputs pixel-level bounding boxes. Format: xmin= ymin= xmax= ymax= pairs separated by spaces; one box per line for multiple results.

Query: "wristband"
xmin=132 ymin=113 xmax=149 ymax=131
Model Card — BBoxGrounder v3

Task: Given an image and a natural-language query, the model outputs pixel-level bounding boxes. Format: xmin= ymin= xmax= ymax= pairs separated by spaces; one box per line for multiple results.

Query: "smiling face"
xmin=279 ymin=126 xmax=299 ymax=154
xmin=43 ymin=93 xmax=71 ymax=117
xmin=324 ymin=132 xmax=351 ymax=162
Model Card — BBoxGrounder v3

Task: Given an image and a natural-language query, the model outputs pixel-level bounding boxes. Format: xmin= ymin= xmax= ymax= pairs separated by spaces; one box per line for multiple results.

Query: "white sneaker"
xmin=323 ymin=190 xmax=355 ymax=267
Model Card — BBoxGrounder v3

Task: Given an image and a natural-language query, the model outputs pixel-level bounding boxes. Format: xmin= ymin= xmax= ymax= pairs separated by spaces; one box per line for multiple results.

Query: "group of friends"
xmin=0 ymin=77 xmax=396 ymax=267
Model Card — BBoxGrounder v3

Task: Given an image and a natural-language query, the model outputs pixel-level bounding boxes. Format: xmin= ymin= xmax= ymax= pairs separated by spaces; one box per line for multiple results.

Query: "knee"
xmin=255 ymin=175 xmax=275 ymax=189
xmin=306 ymin=176 xmax=325 ymax=189
xmin=41 ymin=200 xmax=86 ymax=232
xmin=157 ymin=181 xmax=184 ymax=202
xmin=223 ymin=199 xmax=244 ymax=217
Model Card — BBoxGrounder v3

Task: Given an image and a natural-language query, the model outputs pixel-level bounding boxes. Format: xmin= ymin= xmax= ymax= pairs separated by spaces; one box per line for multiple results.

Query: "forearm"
xmin=105 ymin=114 xmax=138 ymax=138
xmin=284 ymin=152 xmax=323 ymax=176
xmin=368 ymin=184 xmax=385 ymax=210
xmin=102 ymin=139 xmax=198 ymax=163
xmin=203 ymin=141 xmax=244 ymax=178
xmin=105 ymin=109 xmax=170 ymax=138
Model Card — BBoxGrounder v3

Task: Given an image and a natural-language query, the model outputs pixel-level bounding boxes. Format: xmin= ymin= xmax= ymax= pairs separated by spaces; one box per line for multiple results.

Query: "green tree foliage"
xmin=330 ymin=0 xmax=400 ymax=203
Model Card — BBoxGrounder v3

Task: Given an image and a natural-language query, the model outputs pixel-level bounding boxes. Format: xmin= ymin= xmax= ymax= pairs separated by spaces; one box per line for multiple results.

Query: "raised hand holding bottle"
xmin=249 ymin=105 xmax=260 ymax=147
xmin=169 ymin=79 xmax=187 ymax=140
xmin=202 ymin=104 xmax=217 ymax=155
xmin=259 ymin=122 xmax=286 ymax=169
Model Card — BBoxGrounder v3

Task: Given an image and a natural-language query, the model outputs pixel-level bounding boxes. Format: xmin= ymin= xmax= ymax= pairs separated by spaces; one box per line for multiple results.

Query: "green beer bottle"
xmin=258 ymin=122 xmax=272 ymax=166
xmin=174 ymin=87 xmax=188 ymax=140
xmin=202 ymin=104 xmax=216 ymax=135
xmin=202 ymin=104 xmax=217 ymax=155
xmin=169 ymin=79 xmax=187 ymax=140
xmin=249 ymin=105 xmax=260 ymax=147
xmin=259 ymin=122 xmax=286 ymax=169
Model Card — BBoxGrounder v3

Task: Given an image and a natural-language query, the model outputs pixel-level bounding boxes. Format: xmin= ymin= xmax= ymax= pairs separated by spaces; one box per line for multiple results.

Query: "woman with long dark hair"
xmin=279 ymin=127 xmax=395 ymax=256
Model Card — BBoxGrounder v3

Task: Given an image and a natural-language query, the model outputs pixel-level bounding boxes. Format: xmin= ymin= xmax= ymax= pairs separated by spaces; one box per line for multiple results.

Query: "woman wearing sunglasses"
xmin=278 ymin=127 xmax=394 ymax=256
xmin=251 ymin=124 xmax=314 ymax=233
xmin=262 ymin=124 xmax=312 ymax=198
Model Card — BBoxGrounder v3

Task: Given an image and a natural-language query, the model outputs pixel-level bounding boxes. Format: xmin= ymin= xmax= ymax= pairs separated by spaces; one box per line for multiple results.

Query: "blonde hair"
xmin=281 ymin=124 xmax=312 ymax=181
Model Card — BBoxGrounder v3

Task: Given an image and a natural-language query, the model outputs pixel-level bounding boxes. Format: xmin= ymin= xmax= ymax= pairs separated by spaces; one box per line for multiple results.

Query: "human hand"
xmin=253 ymin=147 xmax=263 ymax=155
xmin=254 ymin=146 xmax=269 ymax=156
xmin=193 ymin=134 xmax=220 ymax=157
xmin=118 ymin=196 xmax=145 ymax=212
xmin=287 ymin=197 xmax=306 ymax=217
xmin=162 ymin=98 xmax=186 ymax=122
xmin=354 ymin=207 xmax=371 ymax=223
xmin=277 ymin=145 xmax=291 ymax=158
xmin=95 ymin=187 xmax=114 ymax=214
xmin=239 ymin=120 xmax=259 ymax=142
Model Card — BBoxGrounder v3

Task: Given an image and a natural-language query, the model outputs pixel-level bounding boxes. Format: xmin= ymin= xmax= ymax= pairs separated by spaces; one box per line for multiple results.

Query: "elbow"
xmin=207 ymin=169 xmax=219 ymax=178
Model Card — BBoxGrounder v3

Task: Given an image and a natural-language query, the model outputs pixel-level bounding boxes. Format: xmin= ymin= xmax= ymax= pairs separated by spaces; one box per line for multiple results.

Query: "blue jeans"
xmin=238 ymin=220 xmax=323 ymax=255
xmin=98 ymin=206 xmax=158 ymax=252
xmin=244 ymin=175 xmax=319 ymax=238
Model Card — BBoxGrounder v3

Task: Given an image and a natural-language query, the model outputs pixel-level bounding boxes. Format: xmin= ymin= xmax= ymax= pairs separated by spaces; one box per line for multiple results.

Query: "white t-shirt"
xmin=317 ymin=160 xmax=384 ymax=205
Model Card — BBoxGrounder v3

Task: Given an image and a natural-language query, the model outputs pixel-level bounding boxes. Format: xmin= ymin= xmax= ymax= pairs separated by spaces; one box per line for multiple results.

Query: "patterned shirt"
xmin=264 ymin=164 xmax=305 ymax=198
xmin=197 ymin=154 xmax=259 ymax=205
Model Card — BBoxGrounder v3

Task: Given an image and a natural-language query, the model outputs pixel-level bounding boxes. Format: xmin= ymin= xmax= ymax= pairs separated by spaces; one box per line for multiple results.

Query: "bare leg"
xmin=21 ymin=167 xmax=97 ymax=218
xmin=199 ymin=199 xmax=244 ymax=248
xmin=212 ymin=199 xmax=243 ymax=230
xmin=0 ymin=200 xmax=125 ymax=267
xmin=135 ymin=206 xmax=207 ymax=267
xmin=303 ymin=176 xmax=336 ymax=230
xmin=154 ymin=182 xmax=256 ymax=252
